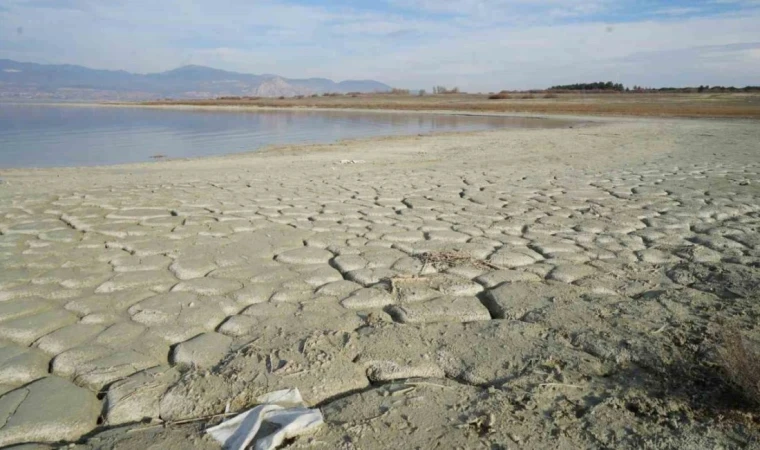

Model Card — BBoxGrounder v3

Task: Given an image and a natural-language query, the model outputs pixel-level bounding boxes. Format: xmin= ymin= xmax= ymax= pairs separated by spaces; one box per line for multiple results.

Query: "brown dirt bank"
xmin=136 ymin=92 xmax=760 ymax=119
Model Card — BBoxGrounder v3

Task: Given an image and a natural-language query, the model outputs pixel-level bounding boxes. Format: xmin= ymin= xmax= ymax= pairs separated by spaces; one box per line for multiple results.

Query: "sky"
xmin=0 ymin=0 xmax=759 ymax=91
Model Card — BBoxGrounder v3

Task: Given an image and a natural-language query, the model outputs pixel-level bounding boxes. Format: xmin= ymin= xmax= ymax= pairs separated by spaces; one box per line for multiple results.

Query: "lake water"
xmin=0 ymin=103 xmax=570 ymax=168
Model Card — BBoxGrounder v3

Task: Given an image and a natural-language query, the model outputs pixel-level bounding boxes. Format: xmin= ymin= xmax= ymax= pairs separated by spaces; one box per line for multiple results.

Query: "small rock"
xmin=275 ymin=247 xmax=334 ymax=265
xmin=171 ymin=332 xmax=232 ymax=368
xmin=546 ymin=264 xmax=598 ymax=283
xmin=105 ymin=366 xmax=181 ymax=426
xmin=488 ymin=247 xmax=544 ymax=268
xmin=0 ymin=310 xmax=78 ymax=346
xmin=0 ymin=343 xmax=49 ymax=386
xmin=171 ymin=278 xmax=242 ymax=296
xmin=387 ymin=296 xmax=491 ymax=323
xmin=475 ymin=270 xmax=542 ymax=288
xmin=341 ymin=288 xmax=394 ymax=309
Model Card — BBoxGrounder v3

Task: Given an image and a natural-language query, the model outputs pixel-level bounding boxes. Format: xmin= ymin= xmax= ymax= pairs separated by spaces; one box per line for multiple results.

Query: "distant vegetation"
xmin=650 ymin=85 xmax=760 ymax=93
xmin=483 ymin=82 xmax=760 ymax=97
xmin=550 ymin=82 xmax=625 ymax=92
xmin=217 ymin=96 xmax=261 ymax=100
xmin=488 ymin=91 xmax=511 ymax=100
xmin=216 ymin=84 xmax=760 ymax=103
xmin=548 ymin=82 xmax=760 ymax=93
xmin=433 ymin=86 xmax=460 ymax=94
xmin=489 ymin=90 xmax=559 ymax=99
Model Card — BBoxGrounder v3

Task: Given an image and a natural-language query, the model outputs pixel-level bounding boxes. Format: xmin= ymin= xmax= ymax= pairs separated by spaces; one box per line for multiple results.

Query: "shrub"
xmin=520 ymin=94 xmax=535 ymax=99
xmin=549 ymin=82 xmax=624 ymax=92
xmin=719 ymin=329 xmax=760 ymax=406
xmin=391 ymin=88 xmax=410 ymax=95
xmin=488 ymin=92 xmax=511 ymax=100
xmin=544 ymin=92 xmax=559 ymax=99
xmin=278 ymin=96 xmax=285 ymax=100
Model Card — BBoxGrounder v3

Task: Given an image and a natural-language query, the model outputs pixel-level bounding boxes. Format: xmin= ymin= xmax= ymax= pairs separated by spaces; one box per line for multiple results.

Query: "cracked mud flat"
xmin=0 ymin=115 xmax=759 ymax=449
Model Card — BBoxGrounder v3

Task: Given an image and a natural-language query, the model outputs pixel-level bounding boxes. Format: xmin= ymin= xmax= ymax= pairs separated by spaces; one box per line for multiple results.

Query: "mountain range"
xmin=0 ymin=59 xmax=392 ymax=101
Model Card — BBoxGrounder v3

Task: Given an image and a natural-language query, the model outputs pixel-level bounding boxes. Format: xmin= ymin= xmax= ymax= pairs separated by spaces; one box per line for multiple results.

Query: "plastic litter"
xmin=206 ymin=388 xmax=323 ymax=450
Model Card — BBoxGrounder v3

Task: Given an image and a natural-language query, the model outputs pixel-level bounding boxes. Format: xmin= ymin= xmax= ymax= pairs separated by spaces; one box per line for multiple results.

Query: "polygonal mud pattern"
xmin=1 ymin=118 xmax=760 ymax=447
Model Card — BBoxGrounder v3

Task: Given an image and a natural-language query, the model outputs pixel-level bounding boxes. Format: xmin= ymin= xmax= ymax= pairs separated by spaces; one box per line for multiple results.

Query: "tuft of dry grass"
xmin=379 ymin=251 xmax=504 ymax=298
xmin=416 ymin=251 xmax=503 ymax=272
xmin=719 ymin=329 xmax=760 ymax=407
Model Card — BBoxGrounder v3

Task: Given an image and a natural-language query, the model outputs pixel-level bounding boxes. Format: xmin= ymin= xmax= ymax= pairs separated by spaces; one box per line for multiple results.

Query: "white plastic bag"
xmin=206 ymin=388 xmax=324 ymax=450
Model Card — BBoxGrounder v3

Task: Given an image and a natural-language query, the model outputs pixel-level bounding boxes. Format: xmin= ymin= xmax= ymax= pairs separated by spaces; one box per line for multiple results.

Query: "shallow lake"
xmin=0 ymin=103 xmax=571 ymax=168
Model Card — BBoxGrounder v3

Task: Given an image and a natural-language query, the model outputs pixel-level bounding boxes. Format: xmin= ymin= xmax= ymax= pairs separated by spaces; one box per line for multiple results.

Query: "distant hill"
xmin=0 ymin=59 xmax=392 ymax=101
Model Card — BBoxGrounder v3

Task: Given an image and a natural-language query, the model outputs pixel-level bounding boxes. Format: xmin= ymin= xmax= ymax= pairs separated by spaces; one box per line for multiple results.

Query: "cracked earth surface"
xmin=0 ymin=115 xmax=759 ymax=448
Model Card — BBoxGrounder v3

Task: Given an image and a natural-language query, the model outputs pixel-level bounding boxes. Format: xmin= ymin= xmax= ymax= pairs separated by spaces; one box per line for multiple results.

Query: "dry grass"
xmin=376 ymin=251 xmax=506 ymax=304
xmin=719 ymin=329 xmax=760 ymax=407
xmin=379 ymin=251 xmax=503 ymax=295
xmin=417 ymin=251 xmax=504 ymax=272
xmin=136 ymin=92 xmax=760 ymax=119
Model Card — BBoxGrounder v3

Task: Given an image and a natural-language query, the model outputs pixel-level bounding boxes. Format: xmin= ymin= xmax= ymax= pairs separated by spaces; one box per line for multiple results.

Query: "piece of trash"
xmin=206 ymin=388 xmax=323 ymax=450
xmin=338 ymin=159 xmax=365 ymax=164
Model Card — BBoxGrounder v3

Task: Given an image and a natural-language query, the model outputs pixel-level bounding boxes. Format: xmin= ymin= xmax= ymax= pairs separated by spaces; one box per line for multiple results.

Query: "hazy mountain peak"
xmin=163 ymin=65 xmax=230 ymax=74
xmin=0 ymin=59 xmax=391 ymax=101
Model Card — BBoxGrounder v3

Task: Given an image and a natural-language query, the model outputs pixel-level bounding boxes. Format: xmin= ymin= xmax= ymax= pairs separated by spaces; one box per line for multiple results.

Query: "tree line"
xmin=549 ymin=82 xmax=760 ymax=93
xmin=549 ymin=82 xmax=624 ymax=92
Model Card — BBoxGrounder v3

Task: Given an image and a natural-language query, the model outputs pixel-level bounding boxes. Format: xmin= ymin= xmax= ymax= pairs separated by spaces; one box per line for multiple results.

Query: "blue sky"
xmin=1 ymin=0 xmax=759 ymax=90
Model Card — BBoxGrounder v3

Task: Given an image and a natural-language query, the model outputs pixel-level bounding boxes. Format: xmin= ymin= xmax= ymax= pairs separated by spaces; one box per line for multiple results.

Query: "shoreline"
xmin=4 ymin=100 xmax=757 ymax=175
xmin=5 ymin=99 xmax=760 ymax=122
xmin=0 ymin=109 xmax=751 ymax=175
xmin=2 ymin=99 xmax=606 ymax=120
xmin=0 ymin=123 xmax=588 ymax=175
xmin=0 ymin=103 xmax=591 ymax=172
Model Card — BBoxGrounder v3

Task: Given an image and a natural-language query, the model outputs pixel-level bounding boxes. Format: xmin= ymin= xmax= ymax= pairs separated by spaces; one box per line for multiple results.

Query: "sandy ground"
xmin=0 ymin=114 xmax=759 ymax=449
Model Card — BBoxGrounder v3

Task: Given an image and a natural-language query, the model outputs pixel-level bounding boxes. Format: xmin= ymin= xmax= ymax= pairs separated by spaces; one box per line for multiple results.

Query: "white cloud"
xmin=652 ymin=7 xmax=705 ymax=16
xmin=0 ymin=0 xmax=759 ymax=90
